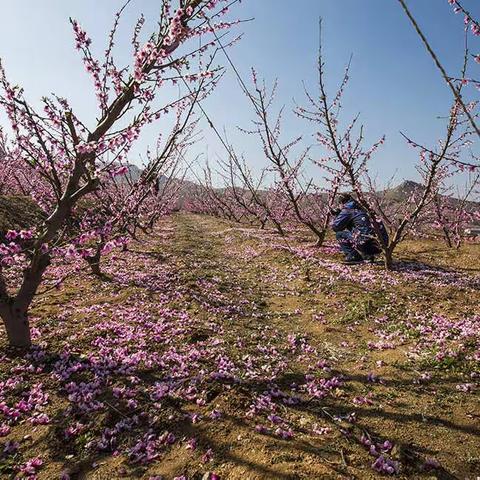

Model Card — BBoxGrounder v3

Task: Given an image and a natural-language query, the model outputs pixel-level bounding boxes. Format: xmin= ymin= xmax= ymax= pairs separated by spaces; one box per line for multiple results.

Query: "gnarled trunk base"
xmin=384 ymin=249 xmax=394 ymax=270
xmin=2 ymin=307 xmax=31 ymax=348
xmin=313 ymin=229 xmax=327 ymax=247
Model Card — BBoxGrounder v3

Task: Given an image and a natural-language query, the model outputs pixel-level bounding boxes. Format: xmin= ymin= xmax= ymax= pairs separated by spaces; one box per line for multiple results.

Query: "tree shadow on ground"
xmin=12 ymin=347 xmax=474 ymax=480
xmin=392 ymin=257 xmax=480 ymax=276
xmin=3 ymin=215 xmax=477 ymax=479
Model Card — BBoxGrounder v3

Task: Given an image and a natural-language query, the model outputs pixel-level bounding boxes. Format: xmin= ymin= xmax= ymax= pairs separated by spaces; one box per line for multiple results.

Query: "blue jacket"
xmin=332 ymin=200 xmax=388 ymax=244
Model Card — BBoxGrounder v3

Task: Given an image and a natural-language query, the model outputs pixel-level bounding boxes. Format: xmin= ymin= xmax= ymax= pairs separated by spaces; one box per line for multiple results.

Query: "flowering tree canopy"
xmin=0 ymin=0 xmax=241 ymax=347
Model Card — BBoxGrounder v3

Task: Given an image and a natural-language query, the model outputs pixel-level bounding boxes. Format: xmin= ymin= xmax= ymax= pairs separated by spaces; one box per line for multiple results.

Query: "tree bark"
xmin=1 ymin=252 xmax=51 ymax=348
xmin=86 ymin=248 xmax=102 ymax=276
xmin=384 ymin=248 xmax=394 ymax=270
xmin=273 ymin=220 xmax=285 ymax=236
xmin=442 ymin=227 xmax=453 ymax=248
xmin=313 ymin=228 xmax=326 ymax=247
xmin=1 ymin=305 xmax=31 ymax=348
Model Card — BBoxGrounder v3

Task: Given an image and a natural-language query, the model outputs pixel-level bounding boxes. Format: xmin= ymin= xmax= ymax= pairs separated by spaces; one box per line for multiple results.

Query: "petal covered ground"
xmin=0 ymin=214 xmax=479 ymax=479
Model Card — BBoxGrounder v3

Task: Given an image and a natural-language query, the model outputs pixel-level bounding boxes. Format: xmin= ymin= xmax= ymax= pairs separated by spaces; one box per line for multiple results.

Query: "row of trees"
xmin=188 ymin=71 xmax=480 ymax=262
xmin=188 ymin=34 xmax=479 ymax=269
xmin=0 ymin=0 xmax=241 ymax=348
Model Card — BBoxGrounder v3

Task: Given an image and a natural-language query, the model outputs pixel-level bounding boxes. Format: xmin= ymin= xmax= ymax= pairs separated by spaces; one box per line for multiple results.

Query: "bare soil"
xmin=0 ymin=213 xmax=479 ymax=480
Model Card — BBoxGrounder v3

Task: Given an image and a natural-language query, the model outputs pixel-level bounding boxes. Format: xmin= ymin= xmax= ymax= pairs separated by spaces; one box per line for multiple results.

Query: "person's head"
xmin=339 ymin=193 xmax=354 ymax=205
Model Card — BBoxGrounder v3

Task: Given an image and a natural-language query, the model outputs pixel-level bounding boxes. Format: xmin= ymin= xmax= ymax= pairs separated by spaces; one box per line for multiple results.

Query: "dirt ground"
xmin=0 ymin=213 xmax=479 ymax=480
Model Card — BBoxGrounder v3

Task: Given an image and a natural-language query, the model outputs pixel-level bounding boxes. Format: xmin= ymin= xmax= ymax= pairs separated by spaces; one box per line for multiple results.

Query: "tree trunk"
xmin=1 ymin=305 xmax=31 ymax=348
xmin=313 ymin=228 xmax=326 ymax=247
xmin=1 ymin=252 xmax=51 ymax=348
xmin=86 ymin=248 xmax=102 ymax=276
xmin=442 ymin=227 xmax=453 ymax=248
xmin=384 ymin=248 xmax=394 ymax=270
xmin=274 ymin=221 xmax=285 ymax=236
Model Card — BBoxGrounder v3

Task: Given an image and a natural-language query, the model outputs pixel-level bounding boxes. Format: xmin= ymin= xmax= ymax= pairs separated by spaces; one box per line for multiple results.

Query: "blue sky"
xmin=0 ymin=0 xmax=478 ymax=187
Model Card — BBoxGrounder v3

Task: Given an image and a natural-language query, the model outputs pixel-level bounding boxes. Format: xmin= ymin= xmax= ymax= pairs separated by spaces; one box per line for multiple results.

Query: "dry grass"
xmin=0 ymin=213 xmax=479 ymax=479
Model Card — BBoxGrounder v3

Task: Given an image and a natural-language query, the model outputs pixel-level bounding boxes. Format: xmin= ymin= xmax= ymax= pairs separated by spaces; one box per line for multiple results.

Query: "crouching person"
xmin=331 ymin=194 xmax=388 ymax=265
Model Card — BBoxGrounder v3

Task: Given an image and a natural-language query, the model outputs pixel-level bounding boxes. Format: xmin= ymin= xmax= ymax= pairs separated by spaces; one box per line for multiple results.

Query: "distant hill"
xmin=379 ymin=180 xmax=479 ymax=224
xmin=382 ymin=180 xmax=425 ymax=203
xmin=162 ymin=172 xmax=480 ymax=219
xmin=126 ymin=164 xmax=142 ymax=182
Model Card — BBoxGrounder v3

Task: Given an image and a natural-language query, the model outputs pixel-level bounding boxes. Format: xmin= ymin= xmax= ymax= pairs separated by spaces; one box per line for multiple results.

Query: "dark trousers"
xmin=336 ymin=230 xmax=381 ymax=259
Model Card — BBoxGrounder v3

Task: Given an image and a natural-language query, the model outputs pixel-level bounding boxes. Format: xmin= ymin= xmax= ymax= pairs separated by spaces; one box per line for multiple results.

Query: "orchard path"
xmin=2 ymin=213 xmax=479 ymax=480
xmin=146 ymin=213 xmax=480 ymax=480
